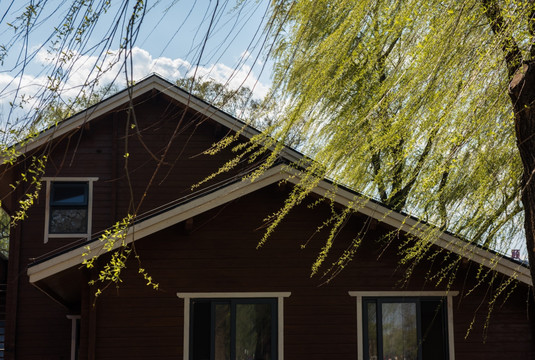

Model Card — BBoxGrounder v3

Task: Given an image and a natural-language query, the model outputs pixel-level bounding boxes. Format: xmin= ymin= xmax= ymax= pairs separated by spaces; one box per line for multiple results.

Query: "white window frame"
xmin=348 ymin=291 xmax=459 ymax=360
xmin=66 ymin=315 xmax=81 ymax=360
xmin=177 ymin=292 xmax=291 ymax=360
xmin=43 ymin=177 xmax=98 ymax=243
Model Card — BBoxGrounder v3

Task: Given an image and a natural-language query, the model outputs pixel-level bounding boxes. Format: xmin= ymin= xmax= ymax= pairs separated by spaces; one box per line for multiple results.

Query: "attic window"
xmin=50 ymin=182 xmax=88 ymax=234
xmin=43 ymin=177 xmax=98 ymax=243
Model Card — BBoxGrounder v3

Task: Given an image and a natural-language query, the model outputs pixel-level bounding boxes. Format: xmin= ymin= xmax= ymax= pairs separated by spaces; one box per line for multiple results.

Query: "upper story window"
xmin=50 ymin=182 xmax=88 ymax=234
xmin=43 ymin=177 xmax=98 ymax=243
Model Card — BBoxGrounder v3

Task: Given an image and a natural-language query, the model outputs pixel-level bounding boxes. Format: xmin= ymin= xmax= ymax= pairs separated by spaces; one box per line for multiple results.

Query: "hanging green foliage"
xmin=207 ymin=0 xmax=533 ymax=282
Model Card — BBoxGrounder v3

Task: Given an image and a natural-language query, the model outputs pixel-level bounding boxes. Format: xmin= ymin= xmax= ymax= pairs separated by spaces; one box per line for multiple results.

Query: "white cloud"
xmin=0 ymin=46 xmax=270 ymax=111
xmin=187 ymin=62 xmax=270 ymax=99
xmin=239 ymin=50 xmax=251 ymax=61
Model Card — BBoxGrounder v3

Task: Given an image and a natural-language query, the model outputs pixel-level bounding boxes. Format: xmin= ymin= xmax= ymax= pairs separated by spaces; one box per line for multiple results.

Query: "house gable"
xmin=10 ymin=74 xmax=302 ymax=164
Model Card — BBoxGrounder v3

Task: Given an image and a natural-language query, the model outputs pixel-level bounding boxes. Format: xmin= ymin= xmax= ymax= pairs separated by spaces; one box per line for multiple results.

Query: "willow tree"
xmin=2 ymin=0 xmax=534 ymax=292
xmin=216 ymin=0 xmax=535 ymax=281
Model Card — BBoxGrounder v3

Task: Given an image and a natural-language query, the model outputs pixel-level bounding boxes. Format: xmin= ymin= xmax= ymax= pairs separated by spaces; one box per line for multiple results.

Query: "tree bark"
xmin=509 ymin=61 xmax=535 ymax=289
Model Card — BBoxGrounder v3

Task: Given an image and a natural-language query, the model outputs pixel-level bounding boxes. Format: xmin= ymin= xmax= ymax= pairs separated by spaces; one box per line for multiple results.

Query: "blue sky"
xmin=0 ymin=1 xmax=272 ymax=115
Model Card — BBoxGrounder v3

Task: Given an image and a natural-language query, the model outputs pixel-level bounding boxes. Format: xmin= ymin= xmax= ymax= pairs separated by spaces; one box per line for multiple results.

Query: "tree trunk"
xmin=509 ymin=61 xmax=535 ymax=290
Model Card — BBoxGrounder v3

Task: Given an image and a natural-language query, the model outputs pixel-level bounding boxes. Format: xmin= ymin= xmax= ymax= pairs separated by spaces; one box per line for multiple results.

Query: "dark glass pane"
xmin=381 ymin=302 xmax=417 ymax=360
xmin=192 ymin=302 xmax=211 ymax=360
xmin=51 ymin=183 xmax=88 ymax=206
xmin=235 ymin=303 xmax=272 ymax=360
xmin=75 ymin=319 xmax=81 ymax=360
xmin=366 ymin=302 xmax=378 ymax=360
xmin=49 ymin=208 xmax=88 ymax=234
xmin=421 ymin=299 xmax=447 ymax=360
xmin=214 ymin=304 xmax=230 ymax=360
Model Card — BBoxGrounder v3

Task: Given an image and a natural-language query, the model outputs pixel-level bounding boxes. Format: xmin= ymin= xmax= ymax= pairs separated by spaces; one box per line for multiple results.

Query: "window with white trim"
xmin=178 ymin=292 xmax=290 ymax=360
xmin=50 ymin=182 xmax=88 ymax=234
xmin=364 ymin=297 xmax=447 ymax=360
xmin=43 ymin=177 xmax=98 ymax=243
xmin=192 ymin=298 xmax=276 ymax=360
xmin=349 ymin=291 xmax=457 ymax=360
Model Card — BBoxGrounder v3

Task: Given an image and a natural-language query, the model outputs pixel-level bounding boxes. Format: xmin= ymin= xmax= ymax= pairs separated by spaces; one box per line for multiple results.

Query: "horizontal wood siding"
xmin=7 ymin=92 xmax=265 ymax=359
xmin=5 ymin=90 xmax=533 ymax=359
xmin=91 ymin=185 xmax=534 ymax=360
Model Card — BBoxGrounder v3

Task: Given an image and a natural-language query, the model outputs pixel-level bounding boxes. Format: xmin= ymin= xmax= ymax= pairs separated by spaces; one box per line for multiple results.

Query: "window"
xmin=43 ymin=177 xmax=98 ymax=242
xmin=191 ymin=298 xmax=276 ymax=360
xmin=364 ymin=297 xmax=447 ymax=360
xmin=177 ymin=292 xmax=291 ymax=360
xmin=50 ymin=182 xmax=88 ymax=234
xmin=349 ymin=291 xmax=457 ymax=360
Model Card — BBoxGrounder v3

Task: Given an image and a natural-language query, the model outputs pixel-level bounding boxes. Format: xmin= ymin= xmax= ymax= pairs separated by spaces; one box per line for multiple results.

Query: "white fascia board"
xmin=135 ymin=77 xmax=303 ymax=164
xmin=27 ymin=165 xmax=287 ymax=283
xmin=284 ymin=174 xmax=532 ymax=286
xmin=27 ymin=165 xmax=532 ymax=286
xmin=8 ymin=75 xmax=303 ymax=164
xmin=13 ymin=79 xmax=156 ymax=157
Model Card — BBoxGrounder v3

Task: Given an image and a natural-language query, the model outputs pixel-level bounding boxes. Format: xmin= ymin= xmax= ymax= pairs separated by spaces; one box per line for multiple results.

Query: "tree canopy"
xmin=1 ymin=0 xmax=535 ymax=298
xmin=217 ymin=0 xmax=529 ymax=279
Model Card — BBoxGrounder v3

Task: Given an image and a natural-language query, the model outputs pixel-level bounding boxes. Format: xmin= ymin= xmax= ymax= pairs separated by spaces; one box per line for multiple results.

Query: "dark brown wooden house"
xmin=0 ymin=74 xmax=533 ymax=360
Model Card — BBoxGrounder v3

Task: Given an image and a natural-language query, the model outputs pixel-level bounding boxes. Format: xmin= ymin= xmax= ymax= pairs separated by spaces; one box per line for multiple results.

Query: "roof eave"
xmin=27 ymin=164 xmax=532 ymax=286
xmin=6 ymin=74 xmax=303 ymax=164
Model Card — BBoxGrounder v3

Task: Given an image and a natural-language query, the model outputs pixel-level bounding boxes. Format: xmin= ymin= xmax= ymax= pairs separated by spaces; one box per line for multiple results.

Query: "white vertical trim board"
xmin=355 ymin=295 xmax=363 ymax=360
xmin=177 ymin=292 xmax=291 ymax=360
xmin=182 ymin=297 xmax=190 ymax=360
xmin=277 ymin=296 xmax=285 ymax=359
xmin=44 ymin=179 xmax=51 ymax=242
xmin=447 ymin=294 xmax=456 ymax=358
xmin=42 ymin=177 xmax=98 ymax=243
xmin=348 ymin=291 xmax=459 ymax=360
xmin=66 ymin=315 xmax=81 ymax=360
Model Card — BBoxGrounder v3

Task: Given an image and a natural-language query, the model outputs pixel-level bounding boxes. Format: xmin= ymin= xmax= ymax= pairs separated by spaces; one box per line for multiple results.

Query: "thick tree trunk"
xmin=509 ymin=61 xmax=535 ymax=289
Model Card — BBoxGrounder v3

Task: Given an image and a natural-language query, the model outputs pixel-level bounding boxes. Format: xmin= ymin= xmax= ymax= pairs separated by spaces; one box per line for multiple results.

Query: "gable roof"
xmin=13 ymin=73 xmax=303 ymax=163
xmin=24 ymin=74 xmax=531 ymax=288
